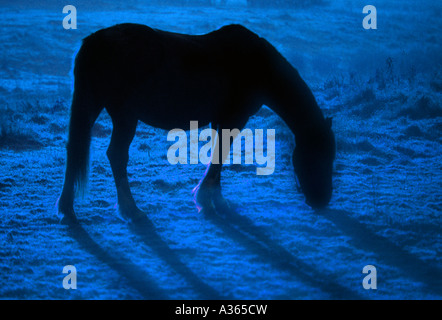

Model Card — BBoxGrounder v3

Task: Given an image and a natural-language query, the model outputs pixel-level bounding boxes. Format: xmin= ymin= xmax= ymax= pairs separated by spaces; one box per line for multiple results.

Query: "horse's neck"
xmin=263 ymin=47 xmax=325 ymax=140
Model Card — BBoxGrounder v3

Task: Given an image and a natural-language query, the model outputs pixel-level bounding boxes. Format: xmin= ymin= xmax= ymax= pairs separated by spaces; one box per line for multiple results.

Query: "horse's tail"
xmin=65 ymin=90 xmax=96 ymax=198
xmin=64 ymin=88 xmax=101 ymax=197
xmin=58 ymin=38 xmax=105 ymax=217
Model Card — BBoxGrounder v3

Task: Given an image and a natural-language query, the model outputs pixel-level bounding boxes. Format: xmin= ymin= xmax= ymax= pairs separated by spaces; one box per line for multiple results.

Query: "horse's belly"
xmin=130 ymin=75 xmax=226 ymax=130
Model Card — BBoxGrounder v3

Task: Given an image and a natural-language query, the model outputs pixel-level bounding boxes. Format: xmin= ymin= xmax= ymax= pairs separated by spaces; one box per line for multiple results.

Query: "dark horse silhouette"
xmin=58 ymin=23 xmax=335 ymax=223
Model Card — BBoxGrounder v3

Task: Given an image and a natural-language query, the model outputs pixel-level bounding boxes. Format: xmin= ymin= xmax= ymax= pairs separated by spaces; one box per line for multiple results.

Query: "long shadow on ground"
xmin=128 ymin=215 xmax=227 ymax=299
xmin=67 ymin=222 xmax=167 ymax=299
xmin=318 ymin=209 xmax=442 ymax=297
xmin=204 ymin=204 xmax=367 ymax=299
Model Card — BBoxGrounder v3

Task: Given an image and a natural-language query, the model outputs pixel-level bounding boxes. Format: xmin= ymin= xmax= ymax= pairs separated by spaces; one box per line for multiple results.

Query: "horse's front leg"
xmin=193 ymin=124 xmax=232 ymax=213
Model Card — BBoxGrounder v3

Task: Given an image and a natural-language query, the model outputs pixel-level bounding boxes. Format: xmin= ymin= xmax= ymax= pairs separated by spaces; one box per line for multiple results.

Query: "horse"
xmin=58 ymin=23 xmax=336 ymax=223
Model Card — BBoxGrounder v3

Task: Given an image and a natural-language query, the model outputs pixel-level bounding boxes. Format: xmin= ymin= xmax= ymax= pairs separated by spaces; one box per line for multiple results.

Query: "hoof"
xmin=193 ymin=183 xmax=218 ymax=212
xmin=213 ymin=194 xmax=232 ymax=212
xmin=195 ymin=194 xmax=215 ymax=214
xmin=118 ymin=206 xmax=147 ymax=223
xmin=59 ymin=212 xmax=79 ymax=226
xmin=57 ymin=198 xmax=78 ymax=225
xmin=196 ymin=190 xmax=233 ymax=218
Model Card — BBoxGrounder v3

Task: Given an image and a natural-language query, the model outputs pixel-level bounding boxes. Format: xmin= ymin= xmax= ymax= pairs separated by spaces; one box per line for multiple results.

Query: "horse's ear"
xmin=325 ymin=117 xmax=333 ymax=128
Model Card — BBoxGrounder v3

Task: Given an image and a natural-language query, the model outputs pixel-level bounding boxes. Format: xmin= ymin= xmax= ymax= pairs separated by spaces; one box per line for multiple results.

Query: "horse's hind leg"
xmin=106 ymin=115 xmax=144 ymax=221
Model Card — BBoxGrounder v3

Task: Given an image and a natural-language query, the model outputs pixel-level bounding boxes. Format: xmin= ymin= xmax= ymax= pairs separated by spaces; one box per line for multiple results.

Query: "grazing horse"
xmin=58 ymin=23 xmax=335 ymax=223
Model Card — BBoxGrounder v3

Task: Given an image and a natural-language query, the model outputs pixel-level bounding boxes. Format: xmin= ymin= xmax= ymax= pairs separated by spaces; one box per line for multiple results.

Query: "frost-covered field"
xmin=0 ymin=0 xmax=441 ymax=299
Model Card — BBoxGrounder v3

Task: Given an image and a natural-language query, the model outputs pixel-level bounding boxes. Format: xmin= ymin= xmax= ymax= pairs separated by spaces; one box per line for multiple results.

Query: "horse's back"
xmin=74 ymin=24 xmax=163 ymax=92
xmin=73 ymin=23 xmax=268 ymax=128
xmin=76 ymin=23 xmax=264 ymax=82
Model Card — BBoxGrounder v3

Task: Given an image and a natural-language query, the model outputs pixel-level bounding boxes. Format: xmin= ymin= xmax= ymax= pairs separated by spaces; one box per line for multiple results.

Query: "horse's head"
xmin=293 ymin=117 xmax=336 ymax=209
